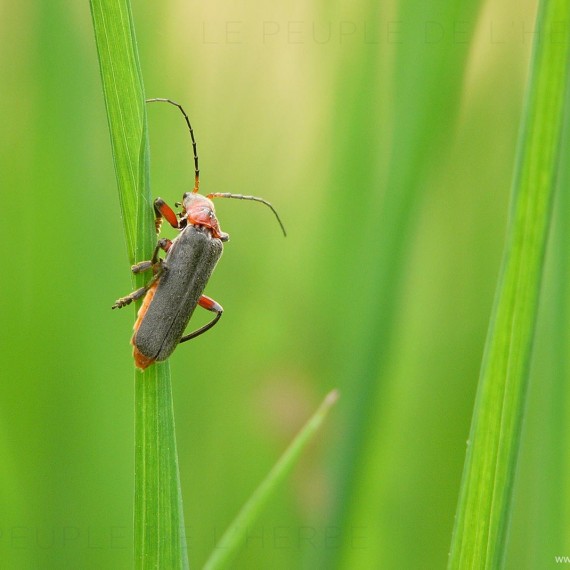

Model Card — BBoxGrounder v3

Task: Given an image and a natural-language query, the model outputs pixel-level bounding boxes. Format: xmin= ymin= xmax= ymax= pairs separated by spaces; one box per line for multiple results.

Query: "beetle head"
xmin=182 ymin=191 xmax=215 ymax=211
xmin=182 ymin=192 xmax=229 ymax=242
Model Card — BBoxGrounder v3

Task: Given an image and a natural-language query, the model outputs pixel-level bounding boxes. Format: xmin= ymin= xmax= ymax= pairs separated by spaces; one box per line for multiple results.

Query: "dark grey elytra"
xmin=133 ymin=225 xmax=223 ymax=362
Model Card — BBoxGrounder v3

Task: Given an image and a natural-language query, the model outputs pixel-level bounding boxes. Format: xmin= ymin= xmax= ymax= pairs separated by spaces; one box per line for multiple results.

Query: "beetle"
xmin=112 ymin=98 xmax=285 ymax=370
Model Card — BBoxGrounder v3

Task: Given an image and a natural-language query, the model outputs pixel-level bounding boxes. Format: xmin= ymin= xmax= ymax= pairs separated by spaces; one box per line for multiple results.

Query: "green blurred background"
xmin=2 ymin=0 xmax=568 ymax=568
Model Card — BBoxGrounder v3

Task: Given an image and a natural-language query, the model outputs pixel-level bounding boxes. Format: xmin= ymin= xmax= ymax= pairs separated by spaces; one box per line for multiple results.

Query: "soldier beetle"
xmin=113 ymin=98 xmax=285 ymax=370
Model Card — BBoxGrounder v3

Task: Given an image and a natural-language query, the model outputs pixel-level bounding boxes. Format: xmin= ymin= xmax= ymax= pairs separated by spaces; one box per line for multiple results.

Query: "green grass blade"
xmin=90 ymin=2 xmax=188 ymax=568
xmin=134 ymin=361 xmax=188 ymax=569
xmin=448 ymin=1 xmax=570 ymax=567
xmin=89 ymin=0 xmax=152 ymax=263
xmin=203 ymin=390 xmax=339 ymax=570
xmin=551 ymin=81 xmax=570 ymax=558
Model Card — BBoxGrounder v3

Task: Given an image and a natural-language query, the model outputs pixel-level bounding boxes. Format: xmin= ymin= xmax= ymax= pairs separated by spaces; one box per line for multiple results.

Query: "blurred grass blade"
xmin=330 ymin=2 xmax=484 ymax=568
xmin=203 ymin=390 xmax=339 ymax=570
xmin=90 ymin=2 xmax=188 ymax=568
xmin=448 ymin=1 xmax=570 ymax=567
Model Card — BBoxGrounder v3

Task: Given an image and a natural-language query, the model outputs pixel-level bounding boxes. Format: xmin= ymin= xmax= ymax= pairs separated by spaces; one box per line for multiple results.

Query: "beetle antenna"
xmin=207 ymin=193 xmax=287 ymax=237
xmin=146 ymin=98 xmax=200 ymax=193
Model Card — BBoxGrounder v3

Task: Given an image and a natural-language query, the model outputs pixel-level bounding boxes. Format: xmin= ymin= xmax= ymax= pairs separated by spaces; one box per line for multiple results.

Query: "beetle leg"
xmin=179 ymin=295 xmax=223 ymax=343
xmin=131 ymin=239 xmax=172 ymax=273
xmin=112 ymin=261 xmax=166 ymax=309
xmin=131 ymin=260 xmax=154 ymax=274
xmin=154 ymin=198 xmax=182 ymax=233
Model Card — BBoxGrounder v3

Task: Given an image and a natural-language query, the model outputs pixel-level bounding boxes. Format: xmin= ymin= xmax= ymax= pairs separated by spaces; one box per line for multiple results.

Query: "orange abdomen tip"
xmin=133 ymin=345 xmax=155 ymax=370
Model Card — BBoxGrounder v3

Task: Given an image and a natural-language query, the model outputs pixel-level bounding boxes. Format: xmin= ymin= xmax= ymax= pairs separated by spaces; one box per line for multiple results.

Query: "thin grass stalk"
xmin=90 ymin=1 xmax=188 ymax=567
xmin=203 ymin=390 xmax=339 ymax=570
